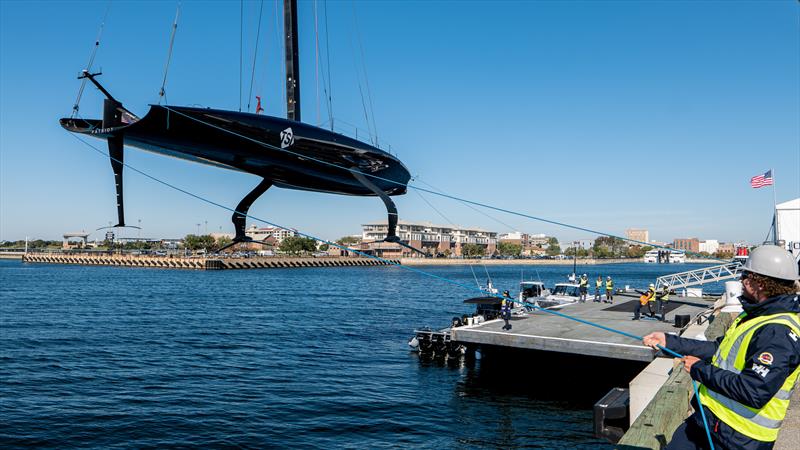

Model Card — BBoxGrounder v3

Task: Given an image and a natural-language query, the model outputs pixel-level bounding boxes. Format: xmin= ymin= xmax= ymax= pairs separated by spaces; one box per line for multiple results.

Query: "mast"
xmin=284 ymin=0 xmax=301 ymax=121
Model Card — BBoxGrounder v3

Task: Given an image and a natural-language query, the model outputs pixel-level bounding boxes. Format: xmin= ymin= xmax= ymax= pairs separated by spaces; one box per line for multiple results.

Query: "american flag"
xmin=750 ymin=170 xmax=774 ymax=188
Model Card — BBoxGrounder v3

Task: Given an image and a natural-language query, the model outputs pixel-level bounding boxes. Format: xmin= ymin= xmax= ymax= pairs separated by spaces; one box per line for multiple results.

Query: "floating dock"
xmin=450 ymin=298 xmax=710 ymax=362
xmin=21 ymin=253 xmax=399 ymax=270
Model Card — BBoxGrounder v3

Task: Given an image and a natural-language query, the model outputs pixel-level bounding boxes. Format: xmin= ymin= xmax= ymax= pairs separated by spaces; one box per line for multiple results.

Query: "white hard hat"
xmin=583 ymin=273 xmax=587 ymax=277
xmin=607 ymin=276 xmax=611 ymax=279
xmin=742 ymin=245 xmax=800 ymax=281
xmin=649 ymin=283 xmax=655 ymax=288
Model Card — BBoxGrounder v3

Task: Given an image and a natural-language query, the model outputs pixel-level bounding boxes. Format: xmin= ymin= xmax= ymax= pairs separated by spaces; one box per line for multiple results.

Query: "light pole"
xmin=204 ymin=220 xmax=208 ymax=235
xmin=138 ymin=219 xmax=141 ymax=239
xmin=196 ymin=223 xmax=201 ymax=236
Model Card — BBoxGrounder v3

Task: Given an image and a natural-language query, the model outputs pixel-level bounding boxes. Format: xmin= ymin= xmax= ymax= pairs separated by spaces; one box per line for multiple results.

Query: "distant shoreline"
xmin=400 ymin=258 xmax=712 ymax=266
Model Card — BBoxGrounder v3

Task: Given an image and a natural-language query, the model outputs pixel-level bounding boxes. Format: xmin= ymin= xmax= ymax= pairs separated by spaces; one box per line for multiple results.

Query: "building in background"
xmin=625 ymin=228 xmax=649 ymax=245
xmin=699 ymin=239 xmax=719 ymax=255
xmin=673 ymin=238 xmax=700 ymax=253
xmin=497 ymin=232 xmax=551 ymax=256
xmin=245 ymin=225 xmax=296 ymax=244
xmin=717 ymin=242 xmax=736 ymax=255
xmin=361 ymin=220 xmax=497 ymax=258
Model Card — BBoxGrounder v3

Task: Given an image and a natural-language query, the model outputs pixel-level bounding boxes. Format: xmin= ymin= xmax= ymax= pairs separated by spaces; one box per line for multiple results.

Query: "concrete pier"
xmin=450 ymin=299 xmax=710 ymax=362
xmin=21 ymin=253 xmax=398 ymax=270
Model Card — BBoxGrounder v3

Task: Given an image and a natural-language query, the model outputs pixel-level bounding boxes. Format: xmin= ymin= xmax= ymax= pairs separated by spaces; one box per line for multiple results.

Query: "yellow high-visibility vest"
xmin=699 ymin=312 xmax=800 ymax=442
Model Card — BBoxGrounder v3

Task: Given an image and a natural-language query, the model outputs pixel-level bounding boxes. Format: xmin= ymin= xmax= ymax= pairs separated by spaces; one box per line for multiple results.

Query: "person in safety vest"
xmin=605 ymin=276 xmax=614 ymax=303
xmin=657 ymin=284 xmax=671 ymax=322
xmin=501 ymin=290 xmax=513 ymax=331
xmin=594 ymin=276 xmax=603 ymax=302
xmin=643 ymin=245 xmax=800 ymax=449
xmin=579 ymin=274 xmax=589 ymax=303
xmin=633 ymin=283 xmax=657 ymax=320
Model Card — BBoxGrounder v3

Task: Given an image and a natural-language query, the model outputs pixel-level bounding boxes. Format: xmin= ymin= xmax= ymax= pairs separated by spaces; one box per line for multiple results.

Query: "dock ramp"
xmin=655 ymin=260 xmax=743 ymax=290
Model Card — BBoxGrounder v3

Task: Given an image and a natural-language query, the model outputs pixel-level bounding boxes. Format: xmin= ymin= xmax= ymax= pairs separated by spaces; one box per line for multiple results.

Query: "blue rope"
xmin=67 ymin=130 xmax=716 ymax=449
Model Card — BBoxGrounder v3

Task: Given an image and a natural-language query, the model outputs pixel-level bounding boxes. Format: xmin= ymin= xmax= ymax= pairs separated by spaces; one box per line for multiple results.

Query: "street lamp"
xmin=196 ymin=223 xmax=201 ymax=235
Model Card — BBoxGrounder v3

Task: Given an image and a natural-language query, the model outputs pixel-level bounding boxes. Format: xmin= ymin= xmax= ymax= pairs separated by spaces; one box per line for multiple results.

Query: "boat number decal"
xmin=280 ymin=127 xmax=294 ymax=148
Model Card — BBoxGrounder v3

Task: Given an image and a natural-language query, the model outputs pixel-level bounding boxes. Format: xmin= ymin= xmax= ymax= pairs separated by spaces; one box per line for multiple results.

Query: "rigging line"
xmin=158 ymin=2 xmax=181 ymax=105
xmin=347 ymin=9 xmax=374 ymax=145
xmin=247 ymin=0 xmax=265 ymax=112
xmin=323 ymin=0 xmax=334 ymax=131
xmin=413 ymin=189 xmax=457 ymax=228
xmin=469 ymin=264 xmax=480 ymax=290
xmin=64 ymin=129 xmax=716 ymax=450
xmin=158 ymin=106 xmax=724 ymax=263
xmin=415 ymin=177 xmax=520 ymax=233
xmin=72 ymin=0 xmax=113 ymax=117
xmin=763 ymin=221 xmax=774 ymax=246
xmin=274 ymin=0 xmax=286 ymax=114
xmin=239 ymin=0 xmax=243 ymax=112
xmin=314 ymin=0 xmax=320 ymax=126
xmin=350 ymin=0 xmax=379 ymax=148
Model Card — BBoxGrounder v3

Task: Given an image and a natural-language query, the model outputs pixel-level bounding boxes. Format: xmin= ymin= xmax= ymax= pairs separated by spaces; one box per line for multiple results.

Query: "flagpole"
xmin=771 ymin=168 xmax=778 ymax=244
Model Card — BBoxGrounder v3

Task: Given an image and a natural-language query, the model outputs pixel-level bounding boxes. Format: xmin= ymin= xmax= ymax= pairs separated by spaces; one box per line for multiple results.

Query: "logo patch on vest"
xmin=752 ymin=363 xmax=770 ymax=378
xmin=757 ymin=352 xmax=774 ymax=366
xmin=790 ymin=331 xmax=798 ymax=342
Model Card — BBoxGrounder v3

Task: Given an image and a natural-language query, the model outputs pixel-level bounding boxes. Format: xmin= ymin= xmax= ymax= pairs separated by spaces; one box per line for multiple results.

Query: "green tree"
xmin=212 ymin=236 xmax=233 ymax=251
xmin=336 ymin=236 xmax=360 ymax=245
xmin=714 ymin=250 xmax=734 ymax=259
xmin=319 ymin=243 xmax=329 ymax=251
xmin=461 ymin=243 xmax=485 ymax=258
xmin=593 ymin=246 xmax=613 ymax=258
xmin=183 ymin=234 xmax=215 ymax=250
xmin=497 ymin=242 xmax=522 ymax=257
xmin=279 ymin=236 xmax=318 ymax=254
xmin=545 ymin=237 xmax=561 ymax=256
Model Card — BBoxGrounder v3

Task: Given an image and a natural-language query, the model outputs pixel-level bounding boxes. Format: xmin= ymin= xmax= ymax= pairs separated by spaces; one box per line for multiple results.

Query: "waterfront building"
xmin=245 ymin=225 xmax=296 ymax=244
xmin=698 ymin=239 xmax=719 ymax=255
xmin=361 ymin=220 xmax=497 ymax=258
xmin=673 ymin=238 xmax=700 ymax=253
xmin=625 ymin=228 xmax=649 ymax=245
xmin=498 ymin=232 xmax=550 ymax=256
xmin=717 ymin=242 xmax=735 ymax=256
xmin=62 ymin=232 xmax=90 ymax=249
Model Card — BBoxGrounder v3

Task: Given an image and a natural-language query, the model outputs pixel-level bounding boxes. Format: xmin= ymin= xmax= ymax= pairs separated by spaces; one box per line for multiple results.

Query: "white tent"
xmin=776 ymin=198 xmax=799 ymax=261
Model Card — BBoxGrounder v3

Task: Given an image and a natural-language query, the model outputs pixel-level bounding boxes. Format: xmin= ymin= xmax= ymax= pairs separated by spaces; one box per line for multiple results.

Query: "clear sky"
xmin=1 ymin=1 xmax=798 ymax=245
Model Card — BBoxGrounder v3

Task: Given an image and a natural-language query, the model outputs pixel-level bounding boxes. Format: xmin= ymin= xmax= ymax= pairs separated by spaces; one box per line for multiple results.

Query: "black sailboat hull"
xmin=60 ymin=105 xmax=410 ymax=196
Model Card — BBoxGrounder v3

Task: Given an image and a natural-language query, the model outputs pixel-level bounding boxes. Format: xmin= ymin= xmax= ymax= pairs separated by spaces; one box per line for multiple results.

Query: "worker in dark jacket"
xmin=501 ymin=290 xmax=513 ymax=331
xmin=656 ymin=284 xmax=671 ymax=322
xmin=643 ymin=245 xmax=800 ymax=449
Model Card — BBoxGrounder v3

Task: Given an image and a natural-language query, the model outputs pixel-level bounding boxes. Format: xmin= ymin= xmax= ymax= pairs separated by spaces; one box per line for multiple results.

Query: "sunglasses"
xmin=740 ymin=271 xmax=751 ymax=281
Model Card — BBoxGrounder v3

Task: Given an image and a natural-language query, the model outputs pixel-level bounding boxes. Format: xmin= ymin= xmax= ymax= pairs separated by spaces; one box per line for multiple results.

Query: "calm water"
xmin=0 ymin=260 xmax=719 ymax=448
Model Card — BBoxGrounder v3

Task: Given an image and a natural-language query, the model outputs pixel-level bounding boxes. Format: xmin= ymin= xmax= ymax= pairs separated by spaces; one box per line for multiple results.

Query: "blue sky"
xmin=1 ymin=1 xmax=798 ymax=244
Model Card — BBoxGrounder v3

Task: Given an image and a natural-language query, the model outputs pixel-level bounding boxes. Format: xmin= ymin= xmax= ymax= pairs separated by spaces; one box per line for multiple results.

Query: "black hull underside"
xmin=60 ymin=105 xmax=410 ymax=196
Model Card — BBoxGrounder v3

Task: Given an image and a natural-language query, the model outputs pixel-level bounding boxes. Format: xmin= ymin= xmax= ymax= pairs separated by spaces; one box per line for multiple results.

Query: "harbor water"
xmin=0 ymin=260 xmax=720 ymax=448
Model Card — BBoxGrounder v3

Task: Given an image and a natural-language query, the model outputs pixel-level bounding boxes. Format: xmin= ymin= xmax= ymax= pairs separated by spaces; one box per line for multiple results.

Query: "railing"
xmin=656 ymin=261 xmax=743 ymax=290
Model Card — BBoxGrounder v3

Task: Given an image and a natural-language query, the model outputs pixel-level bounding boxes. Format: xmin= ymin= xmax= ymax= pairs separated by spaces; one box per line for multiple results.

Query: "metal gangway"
xmin=656 ymin=260 xmax=744 ymax=290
